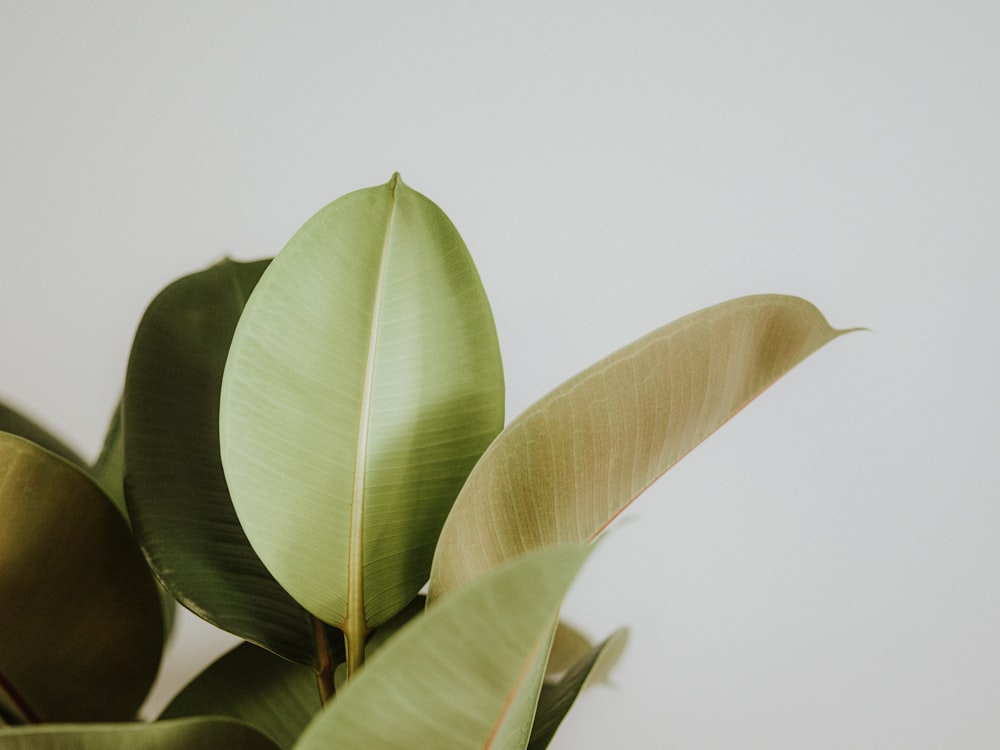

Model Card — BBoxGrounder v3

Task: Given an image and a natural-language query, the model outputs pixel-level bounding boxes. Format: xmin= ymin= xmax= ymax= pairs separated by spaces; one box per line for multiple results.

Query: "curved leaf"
xmin=0 ymin=716 xmax=279 ymax=750
xmin=544 ymin=622 xmax=594 ymax=679
xmin=0 ymin=401 xmax=86 ymax=469
xmin=91 ymin=400 xmax=127 ymax=518
xmin=123 ymin=257 xmax=329 ymax=667
xmin=528 ymin=628 xmax=628 ymax=749
xmin=430 ymin=295 xmax=851 ymax=600
xmin=219 ymin=175 xmax=504 ymax=666
xmin=160 ymin=642 xmax=322 ymax=750
xmin=0 ymin=432 xmax=162 ymax=722
xmin=292 ymin=545 xmax=591 ymax=750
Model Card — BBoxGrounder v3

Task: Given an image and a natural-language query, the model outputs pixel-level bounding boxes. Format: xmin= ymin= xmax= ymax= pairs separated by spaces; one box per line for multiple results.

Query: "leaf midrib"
xmin=344 ymin=175 xmax=399 ymax=666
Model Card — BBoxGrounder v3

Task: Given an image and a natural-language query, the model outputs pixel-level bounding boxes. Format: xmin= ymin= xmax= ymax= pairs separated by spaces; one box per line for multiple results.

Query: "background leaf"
xmin=0 ymin=401 xmax=86 ymax=470
xmin=0 ymin=717 xmax=279 ymax=750
xmin=90 ymin=401 xmax=127 ymax=518
xmin=528 ymin=628 xmax=628 ymax=750
xmin=123 ymin=257 xmax=330 ymax=667
xmin=219 ymin=175 xmax=504 ymax=651
xmin=160 ymin=642 xmax=322 ymax=750
xmin=0 ymin=432 xmax=162 ymax=722
xmin=292 ymin=545 xmax=591 ymax=750
xmin=430 ymin=294 xmax=851 ymax=600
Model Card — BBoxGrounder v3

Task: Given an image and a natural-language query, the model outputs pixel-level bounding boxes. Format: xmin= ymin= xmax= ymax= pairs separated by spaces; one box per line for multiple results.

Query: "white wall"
xmin=2 ymin=2 xmax=998 ymax=746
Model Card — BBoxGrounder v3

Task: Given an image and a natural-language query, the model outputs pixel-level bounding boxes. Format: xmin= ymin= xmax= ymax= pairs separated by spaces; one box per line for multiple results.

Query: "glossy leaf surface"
xmin=220 ymin=175 xmax=504 ymax=639
xmin=430 ymin=295 xmax=849 ymax=599
xmin=293 ymin=545 xmax=591 ymax=750
xmin=123 ymin=258 xmax=328 ymax=667
xmin=0 ymin=433 xmax=162 ymax=722
xmin=0 ymin=717 xmax=279 ymax=750
xmin=161 ymin=642 xmax=321 ymax=750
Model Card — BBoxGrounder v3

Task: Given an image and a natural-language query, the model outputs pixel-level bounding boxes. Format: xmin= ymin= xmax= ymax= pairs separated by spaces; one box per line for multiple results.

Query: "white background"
xmin=2 ymin=2 xmax=998 ymax=747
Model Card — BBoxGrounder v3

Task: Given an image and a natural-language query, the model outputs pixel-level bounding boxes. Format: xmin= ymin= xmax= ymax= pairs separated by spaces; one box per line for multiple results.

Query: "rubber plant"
xmin=0 ymin=175 xmax=855 ymax=749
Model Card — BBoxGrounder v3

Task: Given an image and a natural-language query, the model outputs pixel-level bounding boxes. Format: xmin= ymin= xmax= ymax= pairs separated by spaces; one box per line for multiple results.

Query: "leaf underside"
xmin=430 ymin=294 xmax=850 ymax=601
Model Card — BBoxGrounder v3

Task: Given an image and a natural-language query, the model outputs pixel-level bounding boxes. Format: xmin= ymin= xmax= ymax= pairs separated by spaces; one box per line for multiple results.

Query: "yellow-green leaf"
xmin=430 ymin=295 xmax=851 ymax=600
xmin=0 ymin=433 xmax=162 ymax=722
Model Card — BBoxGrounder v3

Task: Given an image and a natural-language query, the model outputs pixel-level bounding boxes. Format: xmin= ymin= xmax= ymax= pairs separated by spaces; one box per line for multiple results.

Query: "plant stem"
xmin=312 ymin=616 xmax=336 ymax=704
xmin=0 ymin=668 xmax=41 ymax=725
xmin=343 ymin=617 xmax=368 ymax=680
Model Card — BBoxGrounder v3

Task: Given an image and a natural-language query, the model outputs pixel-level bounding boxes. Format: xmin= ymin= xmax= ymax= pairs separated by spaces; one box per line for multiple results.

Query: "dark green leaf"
xmin=123 ymin=257 xmax=329 ymax=668
xmin=161 ymin=642 xmax=324 ymax=750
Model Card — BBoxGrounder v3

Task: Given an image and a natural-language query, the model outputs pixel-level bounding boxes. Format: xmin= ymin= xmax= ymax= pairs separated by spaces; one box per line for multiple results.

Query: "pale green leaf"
xmin=292 ymin=545 xmax=591 ymax=750
xmin=430 ymin=295 xmax=852 ymax=600
xmin=0 ymin=716 xmax=279 ymax=750
xmin=219 ymin=175 xmax=504 ymax=651
xmin=0 ymin=432 xmax=162 ymax=722
xmin=160 ymin=642 xmax=321 ymax=750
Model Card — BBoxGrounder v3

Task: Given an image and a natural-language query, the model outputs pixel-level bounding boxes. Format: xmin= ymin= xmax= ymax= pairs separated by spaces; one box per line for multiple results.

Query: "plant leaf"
xmin=91 ymin=400 xmax=127 ymax=518
xmin=219 ymin=175 xmax=504 ymax=645
xmin=0 ymin=716 xmax=280 ymax=750
xmin=123 ymin=257 xmax=330 ymax=667
xmin=0 ymin=401 xmax=86 ymax=469
xmin=292 ymin=545 xmax=591 ymax=750
xmin=430 ymin=294 xmax=851 ymax=600
xmin=0 ymin=432 xmax=162 ymax=722
xmin=528 ymin=628 xmax=628 ymax=750
xmin=544 ymin=622 xmax=594 ymax=679
xmin=160 ymin=642 xmax=322 ymax=750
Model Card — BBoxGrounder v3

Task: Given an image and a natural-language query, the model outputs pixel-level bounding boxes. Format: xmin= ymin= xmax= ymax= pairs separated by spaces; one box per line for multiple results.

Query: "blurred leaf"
xmin=0 ymin=401 xmax=86 ymax=469
xmin=545 ymin=622 xmax=593 ymax=679
xmin=0 ymin=716 xmax=279 ymax=749
xmin=528 ymin=628 xmax=629 ymax=749
xmin=430 ymin=295 xmax=852 ymax=600
xmin=90 ymin=400 xmax=127 ymax=518
xmin=293 ymin=545 xmax=591 ymax=750
xmin=0 ymin=432 xmax=162 ymax=722
xmin=160 ymin=642 xmax=323 ymax=750
xmin=123 ymin=257 xmax=330 ymax=668
xmin=219 ymin=175 xmax=504 ymax=667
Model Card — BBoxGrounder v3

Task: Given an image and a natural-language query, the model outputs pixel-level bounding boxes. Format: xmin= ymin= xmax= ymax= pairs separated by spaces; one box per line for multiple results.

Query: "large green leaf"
xmin=160 ymin=642 xmax=321 ymax=750
xmin=0 ymin=432 xmax=162 ymax=722
xmin=430 ymin=294 xmax=851 ymax=599
xmin=123 ymin=258 xmax=331 ymax=668
xmin=527 ymin=628 xmax=628 ymax=749
xmin=219 ymin=175 xmax=504 ymax=669
xmin=0 ymin=717 xmax=279 ymax=750
xmin=292 ymin=545 xmax=591 ymax=750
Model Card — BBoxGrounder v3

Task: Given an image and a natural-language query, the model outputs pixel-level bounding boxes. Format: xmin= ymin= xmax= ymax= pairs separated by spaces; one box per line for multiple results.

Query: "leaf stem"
xmin=343 ymin=618 xmax=368 ymax=680
xmin=312 ymin=616 xmax=336 ymax=704
xmin=0 ymin=668 xmax=41 ymax=725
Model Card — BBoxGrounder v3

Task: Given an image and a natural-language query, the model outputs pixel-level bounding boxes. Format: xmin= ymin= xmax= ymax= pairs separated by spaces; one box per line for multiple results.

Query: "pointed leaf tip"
xmin=430 ymin=294 xmax=851 ymax=602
